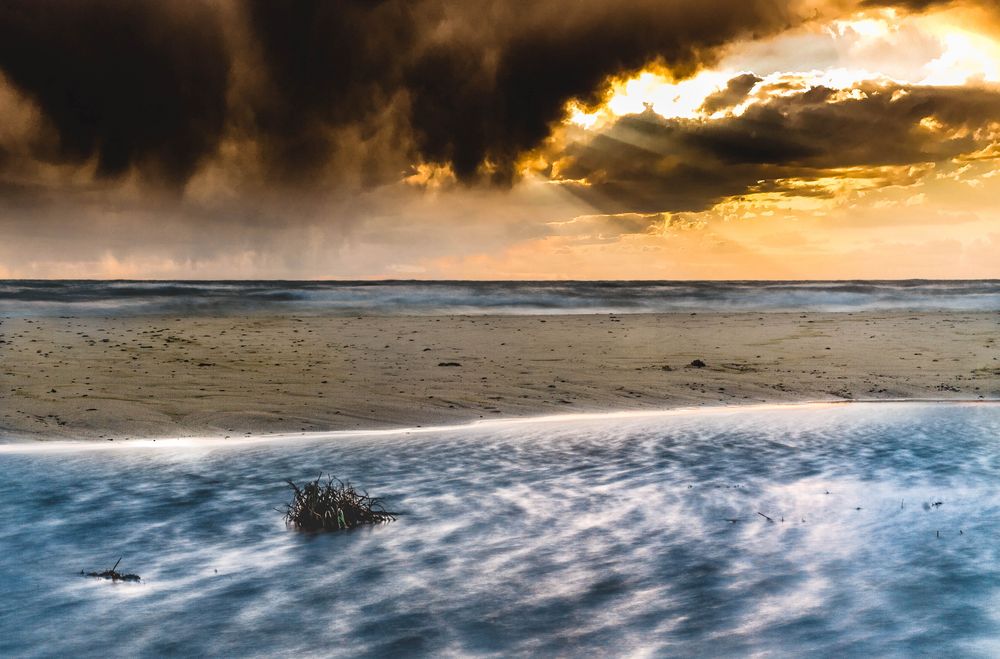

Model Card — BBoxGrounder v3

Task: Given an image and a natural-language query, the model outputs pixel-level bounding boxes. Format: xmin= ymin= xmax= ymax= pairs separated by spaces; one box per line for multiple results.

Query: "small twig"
xmin=757 ymin=512 xmax=774 ymax=523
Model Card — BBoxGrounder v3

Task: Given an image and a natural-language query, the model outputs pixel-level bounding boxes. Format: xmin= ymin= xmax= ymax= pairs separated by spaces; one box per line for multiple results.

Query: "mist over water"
xmin=2 ymin=279 xmax=999 ymax=316
xmin=2 ymin=403 xmax=999 ymax=657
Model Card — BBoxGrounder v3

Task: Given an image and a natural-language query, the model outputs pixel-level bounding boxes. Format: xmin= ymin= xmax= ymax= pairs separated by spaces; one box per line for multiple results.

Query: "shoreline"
xmin=2 ymin=310 xmax=997 ymax=441
xmin=1 ymin=398 xmax=997 ymax=451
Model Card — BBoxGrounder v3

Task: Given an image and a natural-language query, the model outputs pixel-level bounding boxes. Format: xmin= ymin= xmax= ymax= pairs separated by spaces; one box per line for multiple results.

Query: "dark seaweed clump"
xmin=83 ymin=557 xmax=140 ymax=582
xmin=284 ymin=476 xmax=397 ymax=532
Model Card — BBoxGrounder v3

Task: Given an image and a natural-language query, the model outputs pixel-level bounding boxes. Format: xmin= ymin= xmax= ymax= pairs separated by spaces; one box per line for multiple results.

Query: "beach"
xmin=5 ymin=3 xmax=1000 ymax=652
xmin=2 ymin=310 xmax=996 ymax=441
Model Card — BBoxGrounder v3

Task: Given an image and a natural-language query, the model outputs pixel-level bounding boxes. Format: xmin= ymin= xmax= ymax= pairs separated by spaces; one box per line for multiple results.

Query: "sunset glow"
xmin=1 ymin=0 xmax=998 ymax=279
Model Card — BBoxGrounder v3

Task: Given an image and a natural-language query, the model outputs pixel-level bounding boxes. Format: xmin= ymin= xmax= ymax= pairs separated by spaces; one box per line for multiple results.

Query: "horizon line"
xmin=3 ymin=277 xmax=999 ymax=284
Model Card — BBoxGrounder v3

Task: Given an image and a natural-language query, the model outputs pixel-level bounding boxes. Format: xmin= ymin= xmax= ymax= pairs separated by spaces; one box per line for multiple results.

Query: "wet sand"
xmin=1 ymin=311 xmax=997 ymax=440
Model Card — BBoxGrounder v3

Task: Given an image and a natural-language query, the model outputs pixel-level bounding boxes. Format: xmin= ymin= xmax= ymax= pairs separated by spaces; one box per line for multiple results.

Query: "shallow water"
xmin=2 ymin=403 xmax=999 ymax=657
xmin=3 ymin=279 xmax=999 ymax=316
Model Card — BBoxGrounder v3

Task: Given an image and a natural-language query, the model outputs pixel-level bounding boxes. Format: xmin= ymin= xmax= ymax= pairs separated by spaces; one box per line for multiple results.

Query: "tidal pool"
xmin=1 ymin=403 xmax=998 ymax=657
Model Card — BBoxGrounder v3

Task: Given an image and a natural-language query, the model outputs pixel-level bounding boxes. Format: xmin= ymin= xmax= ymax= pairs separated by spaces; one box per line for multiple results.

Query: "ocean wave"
xmin=1 ymin=280 xmax=998 ymax=316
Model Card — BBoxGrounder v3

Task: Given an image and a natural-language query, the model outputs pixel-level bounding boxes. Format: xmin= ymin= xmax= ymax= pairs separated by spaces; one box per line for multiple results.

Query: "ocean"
xmin=2 ymin=279 xmax=999 ymax=316
xmin=2 ymin=403 xmax=998 ymax=656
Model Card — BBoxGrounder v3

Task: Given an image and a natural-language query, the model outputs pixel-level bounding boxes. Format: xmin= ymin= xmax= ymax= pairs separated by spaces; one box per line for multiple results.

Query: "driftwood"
xmin=284 ymin=475 xmax=397 ymax=532
xmin=83 ymin=556 xmax=140 ymax=582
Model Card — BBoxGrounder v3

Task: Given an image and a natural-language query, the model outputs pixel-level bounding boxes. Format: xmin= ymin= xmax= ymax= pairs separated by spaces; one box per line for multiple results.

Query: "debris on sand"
xmin=689 ymin=359 xmax=707 ymax=368
xmin=284 ymin=475 xmax=397 ymax=532
xmin=83 ymin=557 xmax=140 ymax=582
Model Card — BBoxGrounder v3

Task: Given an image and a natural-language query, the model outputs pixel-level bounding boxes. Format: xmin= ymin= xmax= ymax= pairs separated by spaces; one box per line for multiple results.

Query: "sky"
xmin=0 ymin=0 xmax=998 ymax=279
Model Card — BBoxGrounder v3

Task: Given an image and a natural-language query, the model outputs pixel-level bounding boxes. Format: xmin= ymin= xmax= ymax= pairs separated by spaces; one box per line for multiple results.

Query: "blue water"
xmin=2 ymin=279 xmax=998 ymax=316
xmin=1 ymin=403 xmax=998 ymax=657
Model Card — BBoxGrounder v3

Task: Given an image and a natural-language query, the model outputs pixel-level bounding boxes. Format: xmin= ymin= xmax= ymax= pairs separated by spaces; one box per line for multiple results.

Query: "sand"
xmin=1 ymin=311 xmax=997 ymax=440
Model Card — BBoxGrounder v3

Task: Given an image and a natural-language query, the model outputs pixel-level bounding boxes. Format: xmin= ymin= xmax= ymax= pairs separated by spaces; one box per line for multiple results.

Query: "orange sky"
xmin=0 ymin=1 xmax=998 ymax=279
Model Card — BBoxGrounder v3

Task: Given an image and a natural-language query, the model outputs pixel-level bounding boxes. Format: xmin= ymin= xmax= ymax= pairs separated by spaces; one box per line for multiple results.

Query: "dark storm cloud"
xmin=861 ymin=0 xmax=953 ymax=8
xmin=554 ymin=82 xmax=1000 ymax=214
xmin=242 ymin=0 xmax=807 ymax=185
xmin=699 ymin=74 xmax=764 ymax=114
xmin=0 ymin=0 xmax=806 ymax=190
xmin=402 ymin=1 xmax=799 ymax=184
xmin=243 ymin=0 xmax=419 ymax=181
xmin=0 ymin=0 xmax=996 ymax=194
xmin=0 ymin=1 xmax=229 ymax=186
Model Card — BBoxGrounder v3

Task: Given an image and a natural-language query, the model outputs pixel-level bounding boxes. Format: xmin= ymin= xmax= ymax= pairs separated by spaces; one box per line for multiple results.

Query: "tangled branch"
xmin=284 ymin=475 xmax=397 ymax=532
